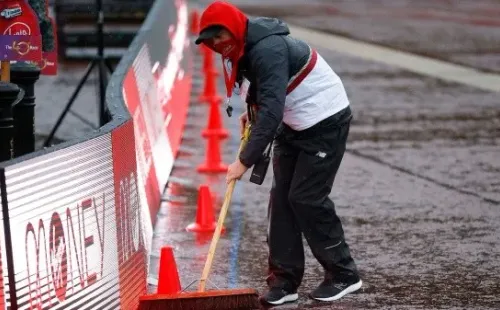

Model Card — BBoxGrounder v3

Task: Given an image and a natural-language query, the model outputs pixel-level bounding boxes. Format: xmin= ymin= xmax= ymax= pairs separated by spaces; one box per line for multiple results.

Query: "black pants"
xmin=266 ymin=106 xmax=358 ymax=291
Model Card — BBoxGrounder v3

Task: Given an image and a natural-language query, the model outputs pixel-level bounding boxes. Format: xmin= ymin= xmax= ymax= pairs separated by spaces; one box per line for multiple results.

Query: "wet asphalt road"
xmin=148 ymin=1 xmax=500 ymax=309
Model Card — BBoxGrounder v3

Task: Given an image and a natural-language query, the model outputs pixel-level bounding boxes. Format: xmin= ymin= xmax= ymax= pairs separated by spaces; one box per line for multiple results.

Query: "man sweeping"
xmin=195 ymin=1 xmax=362 ymax=306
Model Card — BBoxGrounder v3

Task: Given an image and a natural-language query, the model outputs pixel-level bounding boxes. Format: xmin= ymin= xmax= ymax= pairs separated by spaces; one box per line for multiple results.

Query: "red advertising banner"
xmin=111 ymin=120 xmax=148 ymax=310
xmin=122 ymin=0 xmax=192 ymax=226
xmin=123 ymin=69 xmax=162 ymax=223
xmin=159 ymin=67 xmax=191 ymax=158
xmin=155 ymin=0 xmax=191 ymax=157
xmin=0 ymin=233 xmax=5 ymax=309
xmin=0 ymin=0 xmax=42 ymax=62
xmin=3 ymin=135 xmax=124 ymax=309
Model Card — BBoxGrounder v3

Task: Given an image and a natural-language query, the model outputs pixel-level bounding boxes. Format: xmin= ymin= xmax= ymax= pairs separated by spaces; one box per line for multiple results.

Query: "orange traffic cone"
xmin=200 ymin=44 xmax=218 ymax=76
xmin=186 ymin=185 xmax=225 ymax=233
xmin=198 ymin=47 xmax=221 ymax=104
xmin=199 ymin=69 xmax=221 ymax=104
xmin=202 ymin=96 xmax=229 ymax=139
xmin=157 ymin=246 xmax=181 ymax=294
xmin=190 ymin=10 xmax=200 ymax=35
xmin=197 ymin=134 xmax=227 ymax=173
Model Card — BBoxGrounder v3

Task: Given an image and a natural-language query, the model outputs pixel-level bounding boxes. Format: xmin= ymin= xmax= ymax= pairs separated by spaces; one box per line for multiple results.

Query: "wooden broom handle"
xmin=198 ymin=125 xmax=251 ymax=292
xmin=198 ymin=178 xmax=236 ymax=292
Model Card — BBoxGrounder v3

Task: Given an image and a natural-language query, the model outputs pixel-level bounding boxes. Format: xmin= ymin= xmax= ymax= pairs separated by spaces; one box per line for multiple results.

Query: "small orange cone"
xmin=198 ymin=47 xmax=222 ymax=104
xmin=199 ymin=70 xmax=221 ymax=104
xmin=200 ymin=44 xmax=218 ymax=76
xmin=186 ymin=185 xmax=226 ymax=233
xmin=197 ymin=135 xmax=227 ymax=173
xmin=157 ymin=246 xmax=181 ymax=294
xmin=190 ymin=10 xmax=200 ymax=34
xmin=202 ymin=96 xmax=229 ymax=138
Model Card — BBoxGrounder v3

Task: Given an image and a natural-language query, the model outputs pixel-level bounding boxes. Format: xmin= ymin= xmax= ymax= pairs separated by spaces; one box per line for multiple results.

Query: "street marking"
xmin=288 ymin=24 xmax=500 ymax=93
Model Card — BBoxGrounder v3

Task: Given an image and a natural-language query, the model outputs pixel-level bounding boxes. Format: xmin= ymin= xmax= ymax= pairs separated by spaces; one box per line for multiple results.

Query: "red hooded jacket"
xmin=198 ymin=1 xmax=248 ymax=99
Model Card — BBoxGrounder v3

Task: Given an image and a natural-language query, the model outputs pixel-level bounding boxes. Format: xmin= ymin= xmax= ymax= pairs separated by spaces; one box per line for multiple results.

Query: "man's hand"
xmin=239 ymin=112 xmax=248 ymax=138
xmin=226 ymin=160 xmax=249 ymax=184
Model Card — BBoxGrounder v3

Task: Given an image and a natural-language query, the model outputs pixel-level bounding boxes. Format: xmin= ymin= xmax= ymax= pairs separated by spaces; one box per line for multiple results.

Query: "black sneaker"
xmin=259 ymin=287 xmax=299 ymax=306
xmin=310 ymin=276 xmax=362 ymax=302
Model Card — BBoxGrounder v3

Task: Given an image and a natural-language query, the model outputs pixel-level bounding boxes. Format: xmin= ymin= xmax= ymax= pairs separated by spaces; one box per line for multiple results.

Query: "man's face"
xmin=205 ymin=28 xmax=237 ymax=56
xmin=210 ymin=28 xmax=233 ymax=46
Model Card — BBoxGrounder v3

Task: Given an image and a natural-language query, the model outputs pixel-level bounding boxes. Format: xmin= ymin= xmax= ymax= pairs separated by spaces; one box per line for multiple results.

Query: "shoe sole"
xmin=312 ymin=280 xmax=362 ymax=302
xmin=263 ymin=293 xmax=299 ymax=305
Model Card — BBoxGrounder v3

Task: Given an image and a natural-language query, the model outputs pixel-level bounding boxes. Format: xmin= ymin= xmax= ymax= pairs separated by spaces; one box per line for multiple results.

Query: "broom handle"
xmin=198 ymin=178 xmax=236 ymax=292
xmin=1 ymin=61 xmax=10 ymax=82
xmin=198 ymin=124 xmax=251 ymax=292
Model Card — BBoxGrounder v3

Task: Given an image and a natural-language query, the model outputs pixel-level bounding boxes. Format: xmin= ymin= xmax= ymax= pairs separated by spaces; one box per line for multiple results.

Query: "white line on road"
xmin=288 ymin=24 xmax=500 ymax=93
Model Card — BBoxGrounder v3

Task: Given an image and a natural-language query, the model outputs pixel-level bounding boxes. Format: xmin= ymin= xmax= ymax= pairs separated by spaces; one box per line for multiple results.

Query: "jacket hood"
xmin=198 ymin=1 xmax=248 ymax=46
xmin=197 ymin=2 xmax=290 ymax=99
xmin=198 ymin=1 xmax=249 ymax=99
xmin=245 ymin=17 xmax=290 ymax=51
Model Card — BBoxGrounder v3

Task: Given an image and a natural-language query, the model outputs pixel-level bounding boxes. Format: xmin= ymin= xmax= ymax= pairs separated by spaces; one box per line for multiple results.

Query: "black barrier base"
xmin=44 ymin=0 xmax=113 ymax=147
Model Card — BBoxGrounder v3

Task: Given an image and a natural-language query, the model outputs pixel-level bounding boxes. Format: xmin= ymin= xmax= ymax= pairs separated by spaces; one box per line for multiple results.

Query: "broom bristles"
xmin=139 ymin=288 xmax=260 ymax=310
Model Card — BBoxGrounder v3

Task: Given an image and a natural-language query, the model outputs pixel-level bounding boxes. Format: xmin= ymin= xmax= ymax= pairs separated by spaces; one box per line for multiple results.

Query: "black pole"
xmin=96 ymin=0 xmax=107 ymax=126
xmin=0 ymin=82 xmax=23 ymax=162
xmin=0 ymin=172 xmax=18 ymax=309
xmin=10 ymin=62 xmax=41 ymax=157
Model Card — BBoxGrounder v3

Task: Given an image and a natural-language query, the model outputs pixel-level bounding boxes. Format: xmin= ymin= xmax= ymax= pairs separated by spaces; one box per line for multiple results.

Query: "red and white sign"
xmin=122 ymin=0 xmax=192 ymax=223
xmin=123 ymin=68 xmax=162 ymax=225
xmin=2 ymin=126 xmax=152 ymax=309
xmin=24 ymin=195 xmax=111 ymax=308
xmin=0 ymin=225 xmax=6 ymax=309
xmin=112 ymin=120 xmax=149 ymax=309
xmin=0 ymin=0 xmax=42 ymax=61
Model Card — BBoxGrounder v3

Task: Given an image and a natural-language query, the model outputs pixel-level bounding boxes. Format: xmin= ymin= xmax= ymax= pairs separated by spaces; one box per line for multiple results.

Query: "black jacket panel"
xmin=238 ymin=17 xmax=311 ymax=167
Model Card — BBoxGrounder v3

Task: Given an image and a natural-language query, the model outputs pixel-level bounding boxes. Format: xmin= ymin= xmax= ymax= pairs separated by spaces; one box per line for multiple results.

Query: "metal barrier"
xmin=0 ymin=0 xmax=192 ymax=308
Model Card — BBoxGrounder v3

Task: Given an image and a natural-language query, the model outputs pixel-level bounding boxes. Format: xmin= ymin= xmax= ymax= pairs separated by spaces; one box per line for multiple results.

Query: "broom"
xmin=139 ymin=124 xmax=260 ymax=310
